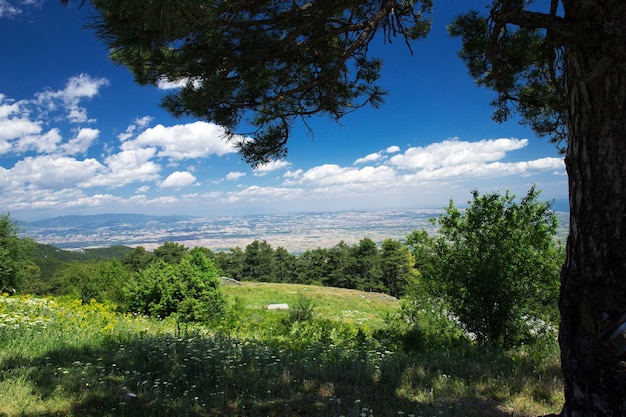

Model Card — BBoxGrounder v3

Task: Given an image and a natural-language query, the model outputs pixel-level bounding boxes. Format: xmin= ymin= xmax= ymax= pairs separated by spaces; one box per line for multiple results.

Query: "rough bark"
xmin=559 ymin=1 xmax=626 ymax=416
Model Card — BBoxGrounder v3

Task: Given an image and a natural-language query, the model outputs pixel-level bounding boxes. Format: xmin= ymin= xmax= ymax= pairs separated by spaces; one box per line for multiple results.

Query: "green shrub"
xmin=287 ymin=293 xmax=315 ymax=323
xmin=124 ymin=249 xmax=225 ymax=323
xmin=55 ymin=259 xmax=132 ymax=304
xmin=408 ymin=187 xmax=563 ymax=348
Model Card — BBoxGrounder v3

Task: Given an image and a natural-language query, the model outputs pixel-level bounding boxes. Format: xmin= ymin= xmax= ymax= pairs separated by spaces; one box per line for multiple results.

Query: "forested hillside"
xmin=27 ymin=237 xmax=415 ymax=299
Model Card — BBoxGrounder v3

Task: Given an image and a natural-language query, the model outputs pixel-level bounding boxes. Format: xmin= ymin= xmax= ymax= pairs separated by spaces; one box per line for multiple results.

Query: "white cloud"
xmin=13 ymin=128 xmax=62 ymax=154
xmin=0 ymin=96 xmax=45 ymax=153
xmin=118 ymin=116 xmax=153 ymax=142
xmin=254 ymin=159 xmax=292 ymax=176
xmin=60 ymin=128 xmax=99 ymax=155
xmin=105 ymin=147 xmax=157 ymax=171
xmin=86 ymin=148 xmax=161 ymax=188
xmin=226 ymin=171 xmax=246 ymax=181
xmin=3 ymin=155 xmax=105 ymax=190
xmin=0 ymin=72 xmax=567 ymax=220
xmin=0 ymin=0 xmax=42 ymax=18
xmin=284 ymin=169 xmax=303 ymax=179
xmin=63 ymin=74 xmax=108 ymax=100
xmin=136 ymin=185 xmax=150 ymax=193
xmin=399 ymin=157 xmax=564 ymax=182
xmin=36 ymin=74 xmax=109 ymax=123
xmin=301 ymin=164 xmax=397 ymax=186
xmin=0 ymin=75 xmax=108 ymax=158
xmin=389 ymin=137 xmax=528 ymax=170
xmin=224 ymin=185 xmax=302 ymax=203
xmin=159 ymin=171 xmax=198 ymax=189
xmin=124 ymin=121 xmax=239 ymax=160
xmin=354 ymin=152 xmax=383 ymax=165
xmin=354 ymin=145 xmax=400 ymax=165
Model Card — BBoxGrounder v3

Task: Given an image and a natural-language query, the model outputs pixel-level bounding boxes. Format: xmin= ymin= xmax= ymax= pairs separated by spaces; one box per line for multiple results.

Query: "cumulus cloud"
xmin=0 ymin=95 xmax=51 ymax=154
xmin=118 ymin=116 xmax=153 ymax=142
xmin=13 ymin=128 xmax=62 ymax=154
xmin=0 ymin=0 xmax=42 ymax=18
xmin=136 ymin=185 xmax=150 ymax=194
xmin=253 ymin=159 xmax=292 ymax=176
xmin=36 ymin=74 xmax=109 ymax=123
xmin=79 ymin=148 xmax=161 ymax=189
xmin=400 ymin=157 xmax=564 ymax=182
xmin=301 ymin=164 xmax=397 ymax=186
xmin=0 ymin=76 xmax=108 ymax=157
xmin=0 ymin=96 xmax=41 ymax=142
xmin=227 ymin=171 xmax=246 ymax=181
xmin=284 ymin=169 xmax=303 ymax=179
xmin=354 ymin=152 xmax=383 ymax=165
xmin=123 ymin=121 xmax=239 ymax=160
xmin=60 ymin=128 xmax=99 ymax=155
xmin=0 ymin=71 xmax=566 ymax=218
xmin=389 ymin=137 xmax=527 ymax=170
xmin=159 ymin=171 xmax=198 ymax=189
xmin=354 ymin=145 xmax=400 ymax=165
xmin=5 ymin=155 xmax=105 ymax=190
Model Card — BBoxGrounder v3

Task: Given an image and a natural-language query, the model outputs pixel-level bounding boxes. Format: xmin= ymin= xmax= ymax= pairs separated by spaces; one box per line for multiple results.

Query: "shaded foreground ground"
xmin=0 ymin=292 xmax=562 ymax=417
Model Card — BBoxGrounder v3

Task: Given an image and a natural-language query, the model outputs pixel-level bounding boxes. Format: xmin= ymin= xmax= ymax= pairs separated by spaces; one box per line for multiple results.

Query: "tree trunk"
xmin=559 ymin=2 xmax=626 ymax=415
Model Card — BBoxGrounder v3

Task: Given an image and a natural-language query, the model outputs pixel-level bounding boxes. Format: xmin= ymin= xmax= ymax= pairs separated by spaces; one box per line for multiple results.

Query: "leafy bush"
xmin=55 ymin=259 xmax=131 ymax=304
xmin=408 ymin=187 xmax=563 ymax=348
xmin=124 ymin=248 xmax=225 ymax=323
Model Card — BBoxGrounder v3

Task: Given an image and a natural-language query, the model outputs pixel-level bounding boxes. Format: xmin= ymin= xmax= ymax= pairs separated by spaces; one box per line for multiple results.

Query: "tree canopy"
xmin=64 ymin=0 xmax=432 ymax=166
xmin=0 ymin=213 xmax=34 ymax=291
xmin=448 ymin=2 xmax=568 ymax=150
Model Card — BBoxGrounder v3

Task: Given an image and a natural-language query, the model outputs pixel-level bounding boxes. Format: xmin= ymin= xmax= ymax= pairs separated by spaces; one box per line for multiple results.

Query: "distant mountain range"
xmin=23 ymin=213 xmax=195 ymax=229
xmin=20 ymin=209 xmax=569 ymax=253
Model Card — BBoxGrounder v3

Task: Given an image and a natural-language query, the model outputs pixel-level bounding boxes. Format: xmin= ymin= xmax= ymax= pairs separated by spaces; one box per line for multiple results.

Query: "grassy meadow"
xmin=0 ymin=282 xmax=563 ymax=417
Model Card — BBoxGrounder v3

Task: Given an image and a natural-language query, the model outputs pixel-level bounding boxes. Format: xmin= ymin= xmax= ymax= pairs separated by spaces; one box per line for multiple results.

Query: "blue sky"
xmin=0 ymin=0 xmax=567 ymax=221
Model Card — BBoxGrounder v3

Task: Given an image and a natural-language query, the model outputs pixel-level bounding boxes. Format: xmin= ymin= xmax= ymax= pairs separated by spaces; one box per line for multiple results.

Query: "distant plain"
xmin=21 ymin=208 xmax=569 ymax=253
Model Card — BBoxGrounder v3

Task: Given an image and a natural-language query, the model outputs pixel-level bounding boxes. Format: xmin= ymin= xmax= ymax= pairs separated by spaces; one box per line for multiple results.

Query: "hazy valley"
xmin=20 ymin=208 xmax=570 ymax=253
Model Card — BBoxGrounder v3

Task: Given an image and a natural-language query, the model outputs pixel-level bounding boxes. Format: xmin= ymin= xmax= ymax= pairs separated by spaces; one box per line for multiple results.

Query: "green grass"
xmin=0 ymin=286 xmax=563 ymax=417
xmin=220 ymin=280 xmax=399 ymax=329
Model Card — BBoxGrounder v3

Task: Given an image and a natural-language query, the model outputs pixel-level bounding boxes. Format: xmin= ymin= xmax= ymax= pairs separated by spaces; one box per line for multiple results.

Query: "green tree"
xmin=153 ymin=241 xmax=188 ymax=264
xmin=274 ymin=247 xmax=297 ymax=283
xmin=214 ymin=247 xmax=246 ymax=282
xmin=125 ymin=250 xmax=224 ymax=323
xmin=349 ymin=237 xmax=384 ymax=292
xmin=418 ymin=187 xmax=562 ymax=348
xmin=325 ymin=241 xmax=353 ymax=288
xmin=449 ymin=3 xmax=626 ymax=413
xmin=0 ymin=213 xmax=34 ymax=291
xmin=405 ymin=229 xmax=435 ymax=271
xmin=190 ymin=246 xmax=223 ymax=273
xmin=295 ymin=248 xmax=329 ymax=285
xmin=123 ymin=245 xmax=154 ymax=272
xmin=242 ymin=240 xmax=276 ymax=282
xmin=380 ymin=238 xmax=417 ymax=298
xmin=295 ymin=242 xmax=355 ymax=287
xmin=57 ymin=259 xmax=132 ymax=304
